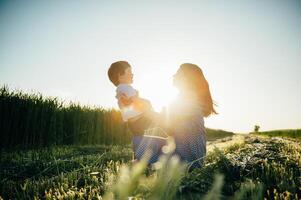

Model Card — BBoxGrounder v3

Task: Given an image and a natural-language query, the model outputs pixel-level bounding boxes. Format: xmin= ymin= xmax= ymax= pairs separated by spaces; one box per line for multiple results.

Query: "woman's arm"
xmin=118 ymin=93 xmax=174 ymax=135
xmin=144 ymin=109 xmax=175 ymax=136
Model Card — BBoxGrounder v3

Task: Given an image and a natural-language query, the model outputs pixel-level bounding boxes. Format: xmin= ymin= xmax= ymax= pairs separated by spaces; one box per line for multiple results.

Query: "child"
xmin=108 ymin=61 xmax=169 ymax=163
xmin=107 ymin=61 xmax=154 ymax=135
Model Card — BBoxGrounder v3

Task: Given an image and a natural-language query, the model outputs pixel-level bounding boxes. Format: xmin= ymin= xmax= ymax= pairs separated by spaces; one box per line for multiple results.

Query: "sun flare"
xmin=138 ymin=82 xmax=178 ymax=112
xmin=133 ymin=68 xmax=179 ymax=112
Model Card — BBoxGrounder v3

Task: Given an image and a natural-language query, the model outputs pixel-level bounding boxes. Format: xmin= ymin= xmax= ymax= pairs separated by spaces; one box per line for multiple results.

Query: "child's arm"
xmin=117 ymin=92 xmax=152 ymax=112
xmin=117 ymin=93 xmax=133 ymax=107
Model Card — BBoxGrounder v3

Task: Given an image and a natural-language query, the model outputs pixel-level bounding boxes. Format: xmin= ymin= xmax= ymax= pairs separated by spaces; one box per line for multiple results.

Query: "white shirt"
xmin=116 ymin=84 xmax=143 ymax=121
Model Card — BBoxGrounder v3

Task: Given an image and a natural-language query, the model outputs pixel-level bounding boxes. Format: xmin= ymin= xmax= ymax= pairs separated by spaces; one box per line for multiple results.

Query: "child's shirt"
xmin=116 ymin=84 xmax=143 ymax=121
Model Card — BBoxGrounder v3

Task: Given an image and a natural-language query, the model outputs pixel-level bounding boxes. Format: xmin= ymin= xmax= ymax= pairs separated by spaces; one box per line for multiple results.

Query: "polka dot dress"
xmin=132 ymin=135 xmax=167 ymax=164
xmin=173 ymin=115 xmax=207 ymax=169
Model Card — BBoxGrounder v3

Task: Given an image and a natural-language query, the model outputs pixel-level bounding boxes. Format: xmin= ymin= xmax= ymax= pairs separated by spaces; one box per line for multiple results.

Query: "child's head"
xmin=108 ymin=61 xmax=133 ymax=86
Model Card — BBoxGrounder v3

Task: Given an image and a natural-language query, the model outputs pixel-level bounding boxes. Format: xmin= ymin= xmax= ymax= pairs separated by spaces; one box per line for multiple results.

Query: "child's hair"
xmin=108 ymin=61 xmax=131 ymax=86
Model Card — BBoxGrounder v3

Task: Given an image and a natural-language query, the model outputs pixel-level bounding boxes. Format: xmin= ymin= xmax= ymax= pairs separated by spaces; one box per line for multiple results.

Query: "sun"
xmin=133 ymin=68 xmax=179 ymax=112
xmin=145 ymin=84 xmax=178 ymax=112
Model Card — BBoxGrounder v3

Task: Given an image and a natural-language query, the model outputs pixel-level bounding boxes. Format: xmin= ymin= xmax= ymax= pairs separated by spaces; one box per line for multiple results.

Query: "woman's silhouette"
xmin=167 ymin=63 xmax=217 ymax=168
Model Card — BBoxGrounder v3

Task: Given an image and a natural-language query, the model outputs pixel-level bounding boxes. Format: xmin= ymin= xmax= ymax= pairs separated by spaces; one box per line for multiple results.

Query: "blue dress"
xmin=132 ymin=135 xmax=166 ymax=164
xmin=173 ymin=115 xmax=206 ymax=168
xmin=129 ymin=114 xmax=167 ymax=164
xmin=169 ymin=98 xmax=207 ymax=169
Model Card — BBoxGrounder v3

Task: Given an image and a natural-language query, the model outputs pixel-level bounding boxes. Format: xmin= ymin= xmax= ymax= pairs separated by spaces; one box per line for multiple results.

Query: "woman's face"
xmin=173 ymin=69 xmax=186 ymax=90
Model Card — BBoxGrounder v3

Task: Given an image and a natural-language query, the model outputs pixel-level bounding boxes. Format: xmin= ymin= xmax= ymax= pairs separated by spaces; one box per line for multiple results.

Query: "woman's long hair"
xmin=177 ymin=63 xmax=217 ymax=117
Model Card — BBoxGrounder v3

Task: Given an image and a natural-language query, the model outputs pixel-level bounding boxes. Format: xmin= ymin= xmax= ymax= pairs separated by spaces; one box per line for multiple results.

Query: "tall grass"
xmin=0 ymin=85 xmax=131 ymax=149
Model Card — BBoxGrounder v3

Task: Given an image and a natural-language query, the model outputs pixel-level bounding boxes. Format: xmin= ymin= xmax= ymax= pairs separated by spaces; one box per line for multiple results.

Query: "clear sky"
xmin=0 ymin=0 xmax=300 ymax=133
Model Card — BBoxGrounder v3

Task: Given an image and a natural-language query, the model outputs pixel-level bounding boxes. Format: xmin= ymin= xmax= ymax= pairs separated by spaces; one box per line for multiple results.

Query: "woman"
xmin=167 ymin=63 xmax=217 ymax=168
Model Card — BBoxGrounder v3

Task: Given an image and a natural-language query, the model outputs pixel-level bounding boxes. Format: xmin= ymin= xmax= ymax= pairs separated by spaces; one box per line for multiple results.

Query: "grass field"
xmin=1 ymin=135 xmax=300 ymax=199
xmin=252 ymin=129 xmax=301 ymax=139
xmin=205 ymin=129 xmax=234 ymax=141
xmin=1 ymin=86 xmax=300 ymax=199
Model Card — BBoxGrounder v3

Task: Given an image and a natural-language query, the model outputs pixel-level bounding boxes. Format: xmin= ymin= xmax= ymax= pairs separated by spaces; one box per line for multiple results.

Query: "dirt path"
xmin=207 ymin=134 xmax=246 ymax=152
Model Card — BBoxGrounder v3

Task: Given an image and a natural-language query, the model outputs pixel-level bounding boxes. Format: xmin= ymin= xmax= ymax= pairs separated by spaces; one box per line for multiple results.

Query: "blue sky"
xmin=0 ymin=0 xmax=300 ymax=132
